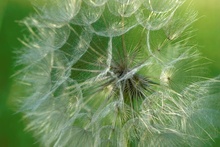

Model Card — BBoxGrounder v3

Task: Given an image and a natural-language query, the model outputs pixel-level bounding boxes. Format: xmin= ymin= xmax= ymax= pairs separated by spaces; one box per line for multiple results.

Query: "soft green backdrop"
xmin=0 ymin=0 xmax=219 ymax=146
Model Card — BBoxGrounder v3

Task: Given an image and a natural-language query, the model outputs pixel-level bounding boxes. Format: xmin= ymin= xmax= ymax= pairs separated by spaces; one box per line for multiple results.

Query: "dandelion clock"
xmin=13 ymin=0 xmax=220 ymax=146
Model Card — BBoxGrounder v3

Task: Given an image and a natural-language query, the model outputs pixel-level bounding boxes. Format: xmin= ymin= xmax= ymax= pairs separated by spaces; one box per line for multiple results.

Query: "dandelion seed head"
xmin=12 ymin=0 xmax=220 ymax=146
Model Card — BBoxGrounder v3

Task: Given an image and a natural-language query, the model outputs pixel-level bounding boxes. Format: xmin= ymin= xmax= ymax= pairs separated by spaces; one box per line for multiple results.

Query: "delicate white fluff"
xmin=13 ymin=0 xmax=220 ymax=147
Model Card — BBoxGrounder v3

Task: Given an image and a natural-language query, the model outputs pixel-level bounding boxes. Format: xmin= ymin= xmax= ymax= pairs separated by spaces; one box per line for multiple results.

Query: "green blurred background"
xmin=0 ymin=0 xmax=219 ymax=146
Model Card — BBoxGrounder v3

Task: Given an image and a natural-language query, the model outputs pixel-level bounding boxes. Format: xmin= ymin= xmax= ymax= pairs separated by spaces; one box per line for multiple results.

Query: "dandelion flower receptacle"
xmin=14 ymin=0 xmax=220 ymax=146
